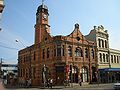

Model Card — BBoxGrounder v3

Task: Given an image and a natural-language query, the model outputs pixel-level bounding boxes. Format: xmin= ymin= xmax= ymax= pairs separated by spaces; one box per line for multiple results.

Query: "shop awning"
xmin=99 ymin=68 xmax=120 ymax=71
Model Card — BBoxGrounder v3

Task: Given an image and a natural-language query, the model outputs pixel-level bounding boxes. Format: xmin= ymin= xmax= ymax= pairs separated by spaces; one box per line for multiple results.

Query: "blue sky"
xmin=0 ymin=0 xmax=120 ymax=64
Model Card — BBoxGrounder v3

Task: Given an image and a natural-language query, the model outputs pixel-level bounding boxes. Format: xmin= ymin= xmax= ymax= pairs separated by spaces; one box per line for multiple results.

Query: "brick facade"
xmin=18 ymin=4 xmax=98 ymax=86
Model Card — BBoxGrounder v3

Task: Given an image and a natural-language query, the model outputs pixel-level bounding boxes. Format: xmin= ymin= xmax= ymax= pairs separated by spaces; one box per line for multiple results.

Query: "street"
xmin=6 ymin=83 xmax=114 ymax=90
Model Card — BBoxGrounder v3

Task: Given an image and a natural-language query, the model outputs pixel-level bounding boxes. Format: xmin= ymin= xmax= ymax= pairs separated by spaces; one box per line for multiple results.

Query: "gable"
xmin=66 ymin=23 xmax=87 ymax=43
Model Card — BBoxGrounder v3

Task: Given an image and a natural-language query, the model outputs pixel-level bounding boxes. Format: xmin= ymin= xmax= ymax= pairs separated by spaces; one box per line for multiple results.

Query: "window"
xmin=91 ymin=48 xmax=94 ymax=59
xmin=42 ymin=49 xmax=45 ymax=59
xmin=85 ymin=48 xmax=88 ymax=58
xmin=102 ymin=40 xmax=104 ymax=48
xmin=80 ymin=48 xmax=83 ymax=57
xmin=47 ymin=48 xmax=50 ymax=58
xmin=57 ymin=45 xmax=61 ymax=56
xmin=75 ymin=48 xmax=79 ymax=56
xmin=111 ymin=55 xmax=113 ymax=63
xmin=76 ymin=37 xmax=80 ymax=41
xmin=62 ymin=45 xmax=65 ymax=56
xmin=117 ymin=56 xmax=119 ymax=63
xmin=98 ymin=39 xmax=101 ymax=47
xmin=105 ymin=40 xmax=107 ymax=48
xmin=106 ymin=54 xmax=108 ymax=62
xmin=99 ymin=53 xmax=102 ymax=62
xmin=114 ymin=55 xmax=116 ymax=63
xmin=75 ymin=47 xmax=83 ymax=57
xmin=68 ymin=46 xmax=72 ymax=57
xmin=103 ymin=53 xmax=105 ymax=62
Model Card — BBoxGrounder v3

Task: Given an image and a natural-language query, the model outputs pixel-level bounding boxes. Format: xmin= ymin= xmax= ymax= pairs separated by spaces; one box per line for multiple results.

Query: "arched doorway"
xmin=69 ymin=65 xmax=79 ymax=83
xmin=41 ymin=65 xmax=50 ymax=84
xmin=81 ymin=67 xmax=88 ymax=82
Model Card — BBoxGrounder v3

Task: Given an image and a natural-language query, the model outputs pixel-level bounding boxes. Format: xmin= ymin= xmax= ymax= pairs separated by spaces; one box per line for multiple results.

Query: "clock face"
xmin=43 ymin=14 xmax=47 ymax=19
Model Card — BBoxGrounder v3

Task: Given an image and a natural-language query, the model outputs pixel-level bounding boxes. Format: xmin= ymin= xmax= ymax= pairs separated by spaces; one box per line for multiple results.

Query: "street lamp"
xmin=15 ymin=39 xmax=26 ymax=47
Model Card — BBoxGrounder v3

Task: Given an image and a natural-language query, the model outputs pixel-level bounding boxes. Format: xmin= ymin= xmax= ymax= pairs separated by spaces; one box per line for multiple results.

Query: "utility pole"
xmin=0 ymin=58 xmax=2 ymax=78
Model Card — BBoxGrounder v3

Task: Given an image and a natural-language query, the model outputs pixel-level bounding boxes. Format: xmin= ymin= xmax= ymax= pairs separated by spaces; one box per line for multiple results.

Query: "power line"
xmin=0 ymin=44 xmax=19 ymax=50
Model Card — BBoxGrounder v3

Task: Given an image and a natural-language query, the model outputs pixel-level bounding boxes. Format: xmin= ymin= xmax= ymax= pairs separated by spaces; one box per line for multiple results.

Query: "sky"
xmin=0 ymin=0 xmax=120 ymax=64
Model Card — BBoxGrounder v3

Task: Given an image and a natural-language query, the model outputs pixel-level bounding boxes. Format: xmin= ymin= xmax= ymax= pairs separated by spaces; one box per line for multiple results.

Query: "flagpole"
xmin=42 ymin=0 xmax=45 ymax=5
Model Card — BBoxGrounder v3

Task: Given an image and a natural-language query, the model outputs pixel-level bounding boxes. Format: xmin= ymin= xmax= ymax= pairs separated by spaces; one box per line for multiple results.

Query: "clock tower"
xmin=34 ymin=3 xmax=50 ymax=44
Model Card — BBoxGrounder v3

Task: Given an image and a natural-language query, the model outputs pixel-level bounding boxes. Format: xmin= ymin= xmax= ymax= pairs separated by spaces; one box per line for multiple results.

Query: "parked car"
xmin=114 ymin=82 xmax=120 ymax=90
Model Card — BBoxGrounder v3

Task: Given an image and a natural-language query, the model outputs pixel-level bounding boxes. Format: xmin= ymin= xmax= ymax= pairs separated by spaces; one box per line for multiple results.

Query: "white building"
xmin=85 ymin=25 xmax=120 ymax=83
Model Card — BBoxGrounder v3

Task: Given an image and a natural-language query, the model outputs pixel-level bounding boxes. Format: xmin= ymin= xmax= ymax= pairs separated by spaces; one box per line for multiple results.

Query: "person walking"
xmin=78 ymin=77 xmax=82 ymax=86
xmin=50 ymin=78 xmax=53 ymax=88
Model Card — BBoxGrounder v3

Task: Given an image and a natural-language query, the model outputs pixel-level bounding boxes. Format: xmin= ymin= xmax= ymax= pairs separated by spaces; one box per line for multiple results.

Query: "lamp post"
xmin=15 ymin=39 xmax=26 ymax=48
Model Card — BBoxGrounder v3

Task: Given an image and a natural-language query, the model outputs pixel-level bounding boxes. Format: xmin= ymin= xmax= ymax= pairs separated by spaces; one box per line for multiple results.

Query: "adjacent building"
xmin=18 ymin=3 xmax=98 ymax=86
xmin=0 ymin=63 xmax=18 ymax=85
xmin=85 ymin=25 xmax=120 ymax=83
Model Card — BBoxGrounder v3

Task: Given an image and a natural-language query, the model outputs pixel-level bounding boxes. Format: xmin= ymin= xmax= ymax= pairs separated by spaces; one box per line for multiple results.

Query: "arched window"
xmin=102 ymin=40 xmax=104 ymax=48
xmin=68 ymin=46 xmax=72 ymax=57
xmin=57 ymin=45 xmax=61 ymax=56
xmin=80 ymin=48 xmax=83 ymax=57
xmin=105 ymin=40 xmax=107 ymax=48
xmin=62 ymin=45 xmax=65 ymax=56
xmin=47 ymin=48 xmax=49 ymax=58
xmin=114 ymin=55 xmax=116 ymax=63
xmin=82 ymin=67 xmax=88 ymax=82
xmin=106 ymin=54 xmax=108 ymax=62
xmin=42 ymin=49 xmax=45 ymax=59
xmin=75 ymin=48 xmax=79 ymax=56
xmin=103 ymin=53 xmax=105 ymax=62
xmin=98 ymin=39 xmax=101 ymax=47
xmin=117 ymin=56 xmax=119 ymax=63
xmin=91 ymin=48 xmax=94 ymax=59
xmin=85 ymin=48 xmax=88 ymax=58
xmin=111 ymin=55 xmax=113 ymax=63
xmin=75 ymin=47 xmax=83 ymax=57
xmin=99 ymin=53 xmax=102 ymax=62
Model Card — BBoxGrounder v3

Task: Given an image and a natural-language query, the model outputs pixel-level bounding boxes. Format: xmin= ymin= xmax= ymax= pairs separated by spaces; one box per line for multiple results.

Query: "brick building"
xmin=18 ymin=3 xmax=98 ymax=86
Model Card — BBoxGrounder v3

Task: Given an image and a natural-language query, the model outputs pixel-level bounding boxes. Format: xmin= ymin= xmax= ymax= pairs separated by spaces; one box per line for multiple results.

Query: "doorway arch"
xmin=81 ymin=67 xmax=88 ymax=82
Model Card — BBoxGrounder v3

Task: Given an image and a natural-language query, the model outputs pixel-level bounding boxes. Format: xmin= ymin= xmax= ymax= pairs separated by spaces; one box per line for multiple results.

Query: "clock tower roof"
xmin=36 ymin=4 xmax=48 ymax=15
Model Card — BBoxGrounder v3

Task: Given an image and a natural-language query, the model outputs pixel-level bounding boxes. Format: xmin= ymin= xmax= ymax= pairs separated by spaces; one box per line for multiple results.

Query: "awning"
xmin=99 ymin=68 xmax=120 ymax=71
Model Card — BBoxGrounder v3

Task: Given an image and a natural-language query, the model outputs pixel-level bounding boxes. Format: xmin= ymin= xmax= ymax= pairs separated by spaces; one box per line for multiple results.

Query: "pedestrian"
xmin=78 ymin=77 xmax=82 ymax=86
xmin=50 ymin=78 xmax=53 ymax=88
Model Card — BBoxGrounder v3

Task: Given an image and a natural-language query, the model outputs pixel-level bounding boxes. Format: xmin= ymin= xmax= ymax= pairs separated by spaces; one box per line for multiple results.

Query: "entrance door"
xmin=82 ymin=67 xmax=88 ymax=82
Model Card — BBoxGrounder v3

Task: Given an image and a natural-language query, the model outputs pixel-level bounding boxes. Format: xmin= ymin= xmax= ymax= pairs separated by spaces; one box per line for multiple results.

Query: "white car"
xmin=114 ymin=82 xmax=120 ymax=90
